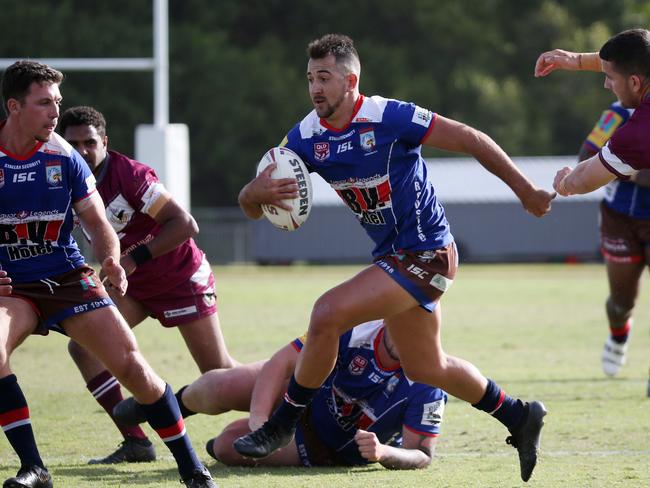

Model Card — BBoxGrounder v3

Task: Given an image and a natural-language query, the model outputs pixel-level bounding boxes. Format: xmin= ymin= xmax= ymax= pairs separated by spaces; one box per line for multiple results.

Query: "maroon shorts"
xmin=132 ymin=256 xmax=218 ymax=327
xmin=10 ymin=265 xmax=113 ymax=335
xmin=374 ymin=242 xmax=458 ymax=312
xmin=600 ymin=202 xmax=650 ymax=264
xmin=294 ymin=405 xmax=347 ymax=466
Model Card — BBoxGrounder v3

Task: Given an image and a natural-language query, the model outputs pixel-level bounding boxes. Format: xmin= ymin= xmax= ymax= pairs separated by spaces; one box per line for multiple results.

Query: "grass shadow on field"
xmin=504 ymin=377 xmax=641 ymax=384
xmin=207 ymin=463 xmax=382 ymax=480
xmin=53 ymin=464 xmax=180 ymax=486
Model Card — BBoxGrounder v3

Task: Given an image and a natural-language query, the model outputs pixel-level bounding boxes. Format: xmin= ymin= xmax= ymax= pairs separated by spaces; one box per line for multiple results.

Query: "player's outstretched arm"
xmin=534 ymin=49 xmax=601 ymax=77
xmin=238 ymin=163 xmax=299 ymax=219
xmin=554 ymin=156 xmax=617 ymax=196
xmin=423 ymin=115 xmax=555 ymax=217
xmin=354 ymin=428 xmax=435 ymax=470
xmin=75 ymin=192 xmax=127 ymax=295
xmin=248 ymin=344 xmax=299 ymax=431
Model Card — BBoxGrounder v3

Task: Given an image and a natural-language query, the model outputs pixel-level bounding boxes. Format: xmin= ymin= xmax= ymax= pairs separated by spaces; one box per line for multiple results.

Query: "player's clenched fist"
xmin=521 ymin=188 xmax=556 ymax=217
xmin=534 ymin=49 xmax=581 ymax=77
xmin=0 ymin=270 xmax=12 ymax=296
xmin=354 ymin=429 xmax=386 ymax=462
xmin=553 ymin=167 xmax=574 ymax=196
xmin=102 ymin=256 xmax=128 ymax=296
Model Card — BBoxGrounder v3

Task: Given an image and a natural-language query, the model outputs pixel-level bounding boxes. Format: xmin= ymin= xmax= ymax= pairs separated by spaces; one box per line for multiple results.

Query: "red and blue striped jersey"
xmin=0 ymin=130 xmax=94 ymax=282
xmin=284 ymin=95 xmax=453 ymax=257
xmin=292 ymin=320 xmax=447 ymax=465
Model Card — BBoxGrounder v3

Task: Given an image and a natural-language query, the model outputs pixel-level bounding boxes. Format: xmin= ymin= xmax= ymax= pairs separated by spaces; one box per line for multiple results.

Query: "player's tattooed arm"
xmin=354 ymin=428 xmax=435 ymax=470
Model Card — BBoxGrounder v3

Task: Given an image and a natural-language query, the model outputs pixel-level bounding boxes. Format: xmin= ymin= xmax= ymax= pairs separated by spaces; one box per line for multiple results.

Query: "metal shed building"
xmin=241 ymin=156 xmax=603 ymax=264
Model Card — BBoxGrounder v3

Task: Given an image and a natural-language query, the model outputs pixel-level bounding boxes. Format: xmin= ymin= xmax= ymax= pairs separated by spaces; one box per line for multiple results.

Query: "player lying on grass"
xmin=236 ymin=33 xmax=551 ymax=483
xmin=114 ymin=320 xmax=447 ymax=469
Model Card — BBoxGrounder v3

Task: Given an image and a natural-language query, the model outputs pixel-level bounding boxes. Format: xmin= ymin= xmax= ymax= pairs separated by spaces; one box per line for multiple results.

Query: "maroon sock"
xmin=87 ymin=370 xmax=148 ymax=440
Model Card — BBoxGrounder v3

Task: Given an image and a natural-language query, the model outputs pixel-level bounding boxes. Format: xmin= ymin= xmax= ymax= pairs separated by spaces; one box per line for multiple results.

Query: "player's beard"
xmin=315 ymin=92 xmax=345 ymax=119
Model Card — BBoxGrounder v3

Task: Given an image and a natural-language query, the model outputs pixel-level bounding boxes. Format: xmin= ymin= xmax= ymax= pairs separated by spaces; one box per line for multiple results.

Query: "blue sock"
xmin=270 ymin=376 xmax=318 ymax=431
xmin=0 ymin=374 xmax=44 ymax=468
xmin=140 ymin=384 xmax=202 ymax=478
xmin=472 ymin=379 xmax=525 ymax=431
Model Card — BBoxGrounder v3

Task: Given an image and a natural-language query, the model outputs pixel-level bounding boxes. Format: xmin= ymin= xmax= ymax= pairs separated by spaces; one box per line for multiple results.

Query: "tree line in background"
xmin=2 ymin=0 xmax=649 ymax=206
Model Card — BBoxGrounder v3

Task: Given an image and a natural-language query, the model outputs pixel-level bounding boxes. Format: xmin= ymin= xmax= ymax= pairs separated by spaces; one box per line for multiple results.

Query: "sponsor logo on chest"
xmin=359 ymin=127 xmax=376 ymax=152
xmin=313 ymin=142 xmax=330 ymax=162
xmin=348 ymin=355 xmax=368 ymax=375
xmin=332 ymin=174 xmax=392 ymax=225
xmin=46 ymin=161 xmax=62 ymax=188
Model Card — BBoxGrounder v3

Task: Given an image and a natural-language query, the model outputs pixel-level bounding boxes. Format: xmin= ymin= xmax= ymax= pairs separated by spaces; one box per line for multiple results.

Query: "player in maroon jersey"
xmin=535 ymin=29 xmax=650 ymax=194
xmin=0 ymin=61 xmax=215 ymax=488
xmin=536 ymin=28 xmax=650 ymax=395
xmin=58 ymin=106 xmax=237 ymax=465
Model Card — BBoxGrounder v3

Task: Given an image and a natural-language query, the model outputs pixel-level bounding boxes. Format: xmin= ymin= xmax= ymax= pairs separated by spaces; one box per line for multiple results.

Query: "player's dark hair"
xmin=59 ymin=106 xmax=107 ymax=138
xmin=600 ymin=28 xmax=650 ymax=78
xmin=308 ymin=33 xmax=360 ymax=73
xmin=1 ymin=60 xmax=63 ymax=116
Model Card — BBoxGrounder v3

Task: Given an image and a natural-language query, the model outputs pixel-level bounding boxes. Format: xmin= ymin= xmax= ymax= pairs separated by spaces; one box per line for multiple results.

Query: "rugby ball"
xmin=256 ymin=147 xmax=312 ymax=231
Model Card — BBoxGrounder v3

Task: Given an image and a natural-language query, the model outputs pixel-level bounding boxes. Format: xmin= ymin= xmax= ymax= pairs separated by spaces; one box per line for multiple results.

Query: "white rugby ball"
xmin=256 ymin=147 xmax=312 ymax=231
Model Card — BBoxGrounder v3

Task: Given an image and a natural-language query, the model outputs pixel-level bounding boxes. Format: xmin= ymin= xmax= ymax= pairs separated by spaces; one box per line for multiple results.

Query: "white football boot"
xmin=601 ymin=336 xmax=628 ymax=376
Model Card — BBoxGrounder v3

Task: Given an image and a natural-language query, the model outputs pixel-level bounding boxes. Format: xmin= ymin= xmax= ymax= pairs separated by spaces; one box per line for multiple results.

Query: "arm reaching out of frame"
xmin=553 ymin=155 xmax=618 ymax=196
xmin=534 ymin=49 xmax=602 ymax=77
xmin=423 ymin=115 xmax=556 ymax=217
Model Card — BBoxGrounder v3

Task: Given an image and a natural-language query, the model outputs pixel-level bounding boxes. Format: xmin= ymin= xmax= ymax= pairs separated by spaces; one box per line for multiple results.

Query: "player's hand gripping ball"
xmin=256 ymin=147 xmax=312 ymax=231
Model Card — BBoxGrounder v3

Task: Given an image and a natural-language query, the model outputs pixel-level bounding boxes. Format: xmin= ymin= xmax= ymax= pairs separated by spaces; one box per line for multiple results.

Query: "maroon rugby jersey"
xmin=96 ymin=150 xmax=204 ymax=299
xmin=599 ymin=97 xmax=650 ymax=178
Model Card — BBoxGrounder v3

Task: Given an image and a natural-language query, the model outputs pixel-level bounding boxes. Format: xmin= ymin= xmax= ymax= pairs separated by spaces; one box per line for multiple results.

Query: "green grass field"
xmin=1 ymin=264 xmax=649 ymax=487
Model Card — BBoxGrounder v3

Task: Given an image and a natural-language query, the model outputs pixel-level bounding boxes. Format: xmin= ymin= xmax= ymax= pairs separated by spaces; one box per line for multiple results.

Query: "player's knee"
xmin=209 ymin=432 xmax=245 ymax=465
xmin=310 ymin=295 xmax=349 ymax=337
xmin=401 ymin=357 xmax=447 ymax=385
xmin=110 ymin=350 xmax=156 ymax=394
xmin=606 ymin=296 xmax=634 ymax=323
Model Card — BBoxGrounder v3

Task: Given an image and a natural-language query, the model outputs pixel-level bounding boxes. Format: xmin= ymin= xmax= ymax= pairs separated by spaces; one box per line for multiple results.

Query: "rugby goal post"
xmin=0 ymin=0 xmax=191 ymax=210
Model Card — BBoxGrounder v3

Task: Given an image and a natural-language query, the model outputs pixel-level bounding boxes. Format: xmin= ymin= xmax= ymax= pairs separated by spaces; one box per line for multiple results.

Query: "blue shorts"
xmin=373 ymin=242 xmax=458 ymax=312
xmin=10 ymin=265 xmax=113 ymax=335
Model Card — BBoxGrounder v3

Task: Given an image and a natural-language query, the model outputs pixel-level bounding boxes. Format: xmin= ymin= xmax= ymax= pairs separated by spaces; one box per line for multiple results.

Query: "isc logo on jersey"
xmin=256 ymin=147 xmax=313 ymax=231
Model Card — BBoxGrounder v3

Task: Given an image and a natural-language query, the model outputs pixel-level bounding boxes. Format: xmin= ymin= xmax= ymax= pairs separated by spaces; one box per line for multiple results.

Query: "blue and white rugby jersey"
xmin=292 ymin=320 xmax=447 ymax=466
xmin=0 ymin=130 xmax=95 ymax=282
xmin=585 ymin=101 xmax=650 ymax=219
xmin=283 ymin=95 xmax=453 ymax=257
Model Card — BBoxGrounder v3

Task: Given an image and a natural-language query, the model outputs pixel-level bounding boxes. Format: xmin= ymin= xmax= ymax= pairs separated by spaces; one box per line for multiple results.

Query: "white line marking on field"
xmin=436 ymin=449 xmax=650 ymax=458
